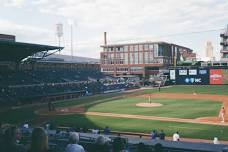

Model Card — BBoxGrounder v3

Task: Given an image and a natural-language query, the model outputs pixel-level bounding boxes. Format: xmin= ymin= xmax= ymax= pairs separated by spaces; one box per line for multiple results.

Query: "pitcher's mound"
xmin=136 ymin=103 xmax=163 ymax=107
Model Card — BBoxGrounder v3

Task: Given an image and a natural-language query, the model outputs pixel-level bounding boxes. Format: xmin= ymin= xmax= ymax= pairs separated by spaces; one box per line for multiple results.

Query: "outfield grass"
xmin=142 ymin=85 xmax=228 ymax=95
xmin=86 ymin=98 xmax=221 ymax=119
xmin=1 ymin=85 xmax=228 ymax=140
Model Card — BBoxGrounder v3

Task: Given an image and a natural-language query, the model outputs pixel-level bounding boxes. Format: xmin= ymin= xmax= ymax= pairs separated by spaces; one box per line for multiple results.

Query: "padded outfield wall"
xmin=169 ymin=67 xmax=228 ymax=85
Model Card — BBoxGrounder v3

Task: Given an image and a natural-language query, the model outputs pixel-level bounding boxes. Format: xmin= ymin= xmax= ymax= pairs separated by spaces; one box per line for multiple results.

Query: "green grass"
xmin=87 ymin=97 xmax=221 ymax=119
xmin=142 ymin=85 xmax=228 ymax=95
xmin=0 ymin=107 xmax=37 ymax=124
xmin=1 ymin=85 xmax=228 ymax=140
xmin=50 ymin=114 xmax=228 ymax=140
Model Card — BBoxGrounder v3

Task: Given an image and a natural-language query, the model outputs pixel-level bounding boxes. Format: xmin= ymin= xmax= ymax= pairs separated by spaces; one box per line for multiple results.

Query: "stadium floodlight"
xmin=67 ymin=19 xmax=74 ymax=60
xmin=56 ymin=23 xmax=63 ymax=49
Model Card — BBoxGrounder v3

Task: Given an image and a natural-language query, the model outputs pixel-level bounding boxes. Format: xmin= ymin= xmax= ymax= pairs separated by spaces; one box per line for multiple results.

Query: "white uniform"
xmin=173 ymin=133 xmax=180 ymax=141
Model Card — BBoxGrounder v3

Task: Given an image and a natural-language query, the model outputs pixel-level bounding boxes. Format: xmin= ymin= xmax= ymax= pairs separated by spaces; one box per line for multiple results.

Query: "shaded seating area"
xmin=1 ymin=124 xmax=226 ymax=152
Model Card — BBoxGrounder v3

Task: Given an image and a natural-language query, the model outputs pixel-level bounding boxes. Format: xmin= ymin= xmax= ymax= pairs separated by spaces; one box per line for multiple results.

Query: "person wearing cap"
xmin=65 ymin=132 xmax=85 ymax=152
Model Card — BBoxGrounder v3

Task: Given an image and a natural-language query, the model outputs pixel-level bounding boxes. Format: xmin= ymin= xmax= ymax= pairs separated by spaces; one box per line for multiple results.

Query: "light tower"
xmin=56 ymin=23 xmax=63 ymax=51
xmin=67 ymin=19 xmax=74 ymax=60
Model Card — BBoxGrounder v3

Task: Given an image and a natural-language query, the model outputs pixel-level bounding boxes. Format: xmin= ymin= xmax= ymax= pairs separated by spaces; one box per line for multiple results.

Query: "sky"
xmin=0 ymin=0 xmax=227 ymax=60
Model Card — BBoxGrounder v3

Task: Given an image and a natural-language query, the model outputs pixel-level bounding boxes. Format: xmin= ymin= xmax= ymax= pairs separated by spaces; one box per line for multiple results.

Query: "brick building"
xmin=100 ymin=40 xmax=195 ymax=78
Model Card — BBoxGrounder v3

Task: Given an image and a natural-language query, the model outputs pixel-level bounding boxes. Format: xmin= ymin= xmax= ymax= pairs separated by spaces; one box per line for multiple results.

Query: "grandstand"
xmin=1 ymin=34 xmax=228 ymax=152
xmin=11 ymin=125 xmax=228 ymax=152
xmin=0 ymin=36 xmax=139 ymax=105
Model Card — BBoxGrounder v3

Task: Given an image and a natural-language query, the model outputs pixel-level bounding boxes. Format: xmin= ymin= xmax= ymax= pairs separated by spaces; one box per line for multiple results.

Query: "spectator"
xmin=92 ymin=128 xmax=100 ymax=134
xmin=28 ymin=127 xmax=48 ymax=152
xmin=159 ymin=130 xmax=165 ymax=140
xmin=213 ymin=137 xmax=220 ymax=144
xmin=65 ymin=132 xmax=85 ymax=152
xmin=1 ymin=125 xmax=26 ymax=152
xmin=23 ymin=123 xmax=29 ymax=129
xmin=92 ymin=135 xmax=110 ymax=152
xmin=173 ymin=131 xmax=180 ymax=141
xmin=112 ymin=136 xmax=126 ymax=152
xmin=104 ymin=126 xmax=110 ymax=135
xmin=137 ymin=142 xmax=149 ymax=152
xmin=153 ymin=143 xmax=163 ymax=152
xmin=16 ymin=128 xmax=22 ymax=144
xmin=82 ymin=126 xmax=88 ymax=133
xmin=151 ymin=130 xmax=158 ymax=140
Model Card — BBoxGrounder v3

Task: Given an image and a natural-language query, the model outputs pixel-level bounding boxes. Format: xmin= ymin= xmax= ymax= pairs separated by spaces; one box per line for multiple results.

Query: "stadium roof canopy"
xmin=0 ymin=40 xmax=63 ymax=62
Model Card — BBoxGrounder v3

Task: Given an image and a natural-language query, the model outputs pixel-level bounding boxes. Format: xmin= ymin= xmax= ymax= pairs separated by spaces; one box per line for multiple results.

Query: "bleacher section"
xmin=0 ymin=62 xmax=140 ymax=104
xmin=12 ymin=125 xmax=228 ymax=152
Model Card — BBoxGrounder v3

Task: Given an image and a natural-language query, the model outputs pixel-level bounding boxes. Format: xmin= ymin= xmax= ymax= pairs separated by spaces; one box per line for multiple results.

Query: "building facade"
xmin=221 ymin=25 xmax=228 ymax=61
xmin=100 ymin=42 xmax=195 ymax=77
xmin=205 ymin=41 xmax=214 ymax=61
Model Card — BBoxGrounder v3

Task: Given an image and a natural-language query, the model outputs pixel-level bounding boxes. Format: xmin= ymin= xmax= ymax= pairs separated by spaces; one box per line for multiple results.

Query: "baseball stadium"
xmin=1 ymin=26 xmax=228 ymax=152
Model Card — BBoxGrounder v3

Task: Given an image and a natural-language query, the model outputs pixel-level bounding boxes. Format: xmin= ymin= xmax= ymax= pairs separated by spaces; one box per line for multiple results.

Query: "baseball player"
xmin=219 ymin=106 xmax=225 ymax=123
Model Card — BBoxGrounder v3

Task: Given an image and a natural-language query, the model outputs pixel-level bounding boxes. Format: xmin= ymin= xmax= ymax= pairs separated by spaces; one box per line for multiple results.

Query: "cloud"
xmin=1 ymin=0 xmax=228 ymax=59
xmin=2 ymin=0 xmax=27 ymax=8
xmin=0 ymin=18 xmax=55 ymax=44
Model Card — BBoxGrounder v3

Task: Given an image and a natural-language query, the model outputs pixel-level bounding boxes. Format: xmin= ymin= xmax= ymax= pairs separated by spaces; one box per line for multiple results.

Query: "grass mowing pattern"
xmin=1 ymin=85 xmax=228 ymax=140
xmin=87 ymin=98 xmax=221 ymax=119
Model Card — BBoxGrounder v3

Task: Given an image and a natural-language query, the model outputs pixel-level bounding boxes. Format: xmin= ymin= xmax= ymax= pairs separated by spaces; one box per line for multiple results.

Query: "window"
xmin=139 ymin=45 xmax=143 ymax=51
xmin=144 ymin=44 xmax=149 ymax=50
xmin=130 ymin=45 xmax=134 ymax=52
xmin=144 ymin=52 xmax=149 ymax=64
xmin=124 ymin=53 xmax=128 ymax=64
xmin=224 ymin=53 xmax=228 ymax=58
xmin=108 ymin=47 xmax=114 ymax=51
xmin=130 ymin=52 xmax=134 ymax=64
xmin=149 ymin=44 xmax=154 ymax=50
xmin=139 ymin=52 xmax=143 ymax=64
xmin=134 ymin=45 xmax=138 ymax=52
xmin=135 ymin=52 xmax=139 ymax=64
xmin=154 ymin=44 xmax=158 ymax=57
xmin=124 ymin=46 xmax=128 ymax=52
xmin=158 ymin=46 xmax=163 ymax=56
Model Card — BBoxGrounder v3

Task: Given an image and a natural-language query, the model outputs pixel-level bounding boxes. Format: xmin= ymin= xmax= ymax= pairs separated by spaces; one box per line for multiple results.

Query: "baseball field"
xmin=1 ymin=85 xmax=228 ymax=141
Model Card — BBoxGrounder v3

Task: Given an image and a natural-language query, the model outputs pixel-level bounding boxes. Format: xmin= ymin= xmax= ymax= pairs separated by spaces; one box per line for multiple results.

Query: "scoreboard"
xmin=169 ymin=68 xmax=228 ymax=85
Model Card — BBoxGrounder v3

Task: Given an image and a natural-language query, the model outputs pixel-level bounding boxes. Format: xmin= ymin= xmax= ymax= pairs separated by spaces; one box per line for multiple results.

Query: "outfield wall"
xmin=169 ymin=67 xmax=228 ymax=85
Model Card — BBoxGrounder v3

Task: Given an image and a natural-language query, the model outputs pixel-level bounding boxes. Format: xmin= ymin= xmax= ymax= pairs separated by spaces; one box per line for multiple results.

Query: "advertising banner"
xmin=210 ymin=69 xmax=222 ymax=85
xmin=175 ymin=68 xmax=209 ymax=85
xmin=170 ymin=70 xmax=176 ymax=80
xmin=222 ymin=69 xmax=228 ymax=84
xmin=189 ymin=69 xmax=197 ymax=75
xmin=199 ymin=69 xmax=207 ymax=75
xmin=179 ymin=70 xmax=187 ymax=75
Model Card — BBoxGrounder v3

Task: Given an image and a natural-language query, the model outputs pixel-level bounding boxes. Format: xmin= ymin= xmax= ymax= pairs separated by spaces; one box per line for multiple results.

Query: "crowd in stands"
xmin=0 ymin=67 xmax=140 ymax=105
xmin=0 ymin=68 xmax=103 ymax=86
xmin=1 ymin=122 xmax=226 ymax=152
xmin=0 ymin=123 xmax=170 ymax=152
xmin=0 ymin=122 xmax=228 ymax=152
